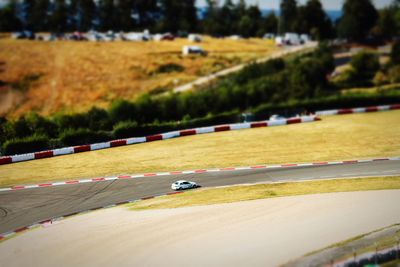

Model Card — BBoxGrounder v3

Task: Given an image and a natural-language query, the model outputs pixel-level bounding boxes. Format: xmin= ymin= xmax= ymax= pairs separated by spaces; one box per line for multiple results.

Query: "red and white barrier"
xmin=0 ymin=116 xmax=320 ymax=165
xmin=315 ymin=104 xmax=400 ymax=116
xmin=1 ymin=156 xmax=398 ymax=192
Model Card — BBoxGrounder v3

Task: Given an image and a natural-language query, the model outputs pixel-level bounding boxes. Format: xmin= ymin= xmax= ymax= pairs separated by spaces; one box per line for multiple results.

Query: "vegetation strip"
xmin=2 ymin=176 xmax=398 ymax=243
xmin=1 ymin=102 xmax=399 ymax=166
xmin=0 ymin=156 xmax=398 ymax=192
xmin=315 ymin=104 xmax=400 ymax=116
xmin=0 ymin=116 xmax=320 ymax=165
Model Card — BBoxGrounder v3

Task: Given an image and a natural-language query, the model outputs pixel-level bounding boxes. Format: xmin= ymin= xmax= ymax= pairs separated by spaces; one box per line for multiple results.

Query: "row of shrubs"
xmin=1 ymin=112 xmax=239 ymax=155
xmin=3 ymin=89 xmax=400 ymax=156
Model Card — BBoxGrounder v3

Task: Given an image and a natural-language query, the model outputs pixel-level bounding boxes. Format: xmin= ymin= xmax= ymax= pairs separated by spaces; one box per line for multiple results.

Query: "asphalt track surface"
xmin=0 ymin=160 xmax=399 ymax=235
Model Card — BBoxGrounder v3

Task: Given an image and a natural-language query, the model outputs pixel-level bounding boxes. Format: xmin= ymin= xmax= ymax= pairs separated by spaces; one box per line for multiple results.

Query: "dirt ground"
xmin=0 ymin=190 xmax=399 ymax=267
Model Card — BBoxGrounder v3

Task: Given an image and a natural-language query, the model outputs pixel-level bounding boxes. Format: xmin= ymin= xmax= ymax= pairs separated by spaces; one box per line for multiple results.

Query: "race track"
xmin=0 ymin=160 xmax=399 ymax=235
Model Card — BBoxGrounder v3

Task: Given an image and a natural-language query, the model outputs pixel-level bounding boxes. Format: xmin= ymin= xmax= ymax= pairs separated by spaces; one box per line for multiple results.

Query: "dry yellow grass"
xmin=341 ymin=83 xmax=400 ymax=94
xmin=0 ymin=37 xmax=277 ymax=117
xmin=0 ymin=110 xmax=399 ymax=187
xmin=128 ymin=176 xmax=400 ymax=210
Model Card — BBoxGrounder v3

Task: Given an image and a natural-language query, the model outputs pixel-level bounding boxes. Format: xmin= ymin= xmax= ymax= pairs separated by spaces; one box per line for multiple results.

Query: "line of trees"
xmin=2 ymin=0 xmax=399 ymax=41
xmin=0 ymin=0 xmax=196 ymax=33
xmin=0 ymin=0 xmax=331 ymax=40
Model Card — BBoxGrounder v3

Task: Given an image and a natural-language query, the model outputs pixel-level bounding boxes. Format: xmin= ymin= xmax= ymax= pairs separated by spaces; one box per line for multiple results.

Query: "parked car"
xmin=70 ymin=31 xmax=87 ymax=41
xmin=182 ymin=45 xmax=207 ymax=56
xmin=188 ymin=34 xmax=202 ymax=42
xmin=161 ymin=33 xmax=175 ymax=41
xmin=263 ymin=33 xmax=275 ymax=39
xmin=14 ymin=31 xmax=35 ymax=40
xmin=171 ymin=180 xmax=200 ymax=191
xmin=270 ymin=114 xmax=285 ymax=121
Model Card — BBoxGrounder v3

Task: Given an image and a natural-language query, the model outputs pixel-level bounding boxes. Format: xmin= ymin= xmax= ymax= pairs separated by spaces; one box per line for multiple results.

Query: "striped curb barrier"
xmin=1 ymin=156 xmax=399 ymax=192
xmin=315 ymin=103 xmax=400 ymax=116
xmin=0 ymin=116 xmax=320 ymax=166
xmin=0 ymin=190 xmax=185 ymax=242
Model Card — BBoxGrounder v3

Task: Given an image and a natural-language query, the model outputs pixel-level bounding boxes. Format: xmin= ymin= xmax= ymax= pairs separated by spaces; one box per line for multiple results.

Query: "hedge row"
xmin=1 ymin=112 xmax=240 ymax=155
xmin=3 ymin=89 xmax=400 ymax=156
xmin=251 ymin=90 xmax=400 ymax=118
xmin=2 ymin=135 xmax=50 ymax=156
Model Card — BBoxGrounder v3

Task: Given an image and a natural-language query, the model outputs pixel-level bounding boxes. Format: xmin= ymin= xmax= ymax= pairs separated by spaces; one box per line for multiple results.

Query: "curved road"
xmin=0 ymin=160 xmax=399 ymax=235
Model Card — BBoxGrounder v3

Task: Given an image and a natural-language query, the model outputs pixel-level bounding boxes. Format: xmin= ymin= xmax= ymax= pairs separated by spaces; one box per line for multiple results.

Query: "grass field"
xmin=0 ymin=37 xmax=277 ymax=118
xmin=0 ymin=110 xmax=399 ymax=187
xmin=128 ymin=176 xmax=400 ymax=210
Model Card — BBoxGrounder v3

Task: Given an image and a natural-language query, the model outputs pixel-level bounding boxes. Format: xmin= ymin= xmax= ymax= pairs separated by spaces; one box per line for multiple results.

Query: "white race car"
xmin=171 ymin=180 xmax=200 ymax=191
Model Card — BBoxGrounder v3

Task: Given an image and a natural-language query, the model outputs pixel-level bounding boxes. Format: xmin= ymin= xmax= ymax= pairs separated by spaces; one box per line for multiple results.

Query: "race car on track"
xmin=171 ymin=180 xmax=200 ymax=191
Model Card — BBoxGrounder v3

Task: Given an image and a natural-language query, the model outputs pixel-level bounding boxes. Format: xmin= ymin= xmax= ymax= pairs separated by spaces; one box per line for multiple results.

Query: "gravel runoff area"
xmin=0 ymin=190 xmax=399 ymax=267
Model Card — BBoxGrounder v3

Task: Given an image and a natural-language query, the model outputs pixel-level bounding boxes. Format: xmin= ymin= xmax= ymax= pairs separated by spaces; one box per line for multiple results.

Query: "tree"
xmin=158 ymin=0 xmax=179 ymax=32
xmin=132 ymin=0 xmax=158 ymax=29
xmin=98 ymin=0 xmax=116 ymax=31
xmin=391 ymin=41 xmax=400 ymax=65
xmin=180 ymin=0 xmax=197 ymax=32
xmin=70 ymin=0 xmax=96 ymax=31
xmin=31 ymin=0 xmax=50 ymax=31
xmin=219 ymin=0 xmax=236 ymax=35
xmin=49 ymin=0 xmax=68 ymax=32
xmin=237 ymin=15 xmax=252 ymax=38
xmin=372 ymin=7 xmax=398 ymax=40
xmin=0 ymin=0 xmax=22 ymax=32
xmin=279 ymin=0 xmax=297 ymax=34
xmin=246 ymin=5 xmax=262 ymax=37
xmin=303 ymin=0 xmax=333 ymax=39
xmin=338 ymin=0 xmax=378 ymax=42
xmin=234 ymin=0 xmax=247 ymax=19
xmin=21 ymin=0 xmax=35 ymax=30
xmin=203 ymin=0 xmax=219 ymax=35
xmin=115 ymin=0 xmax=134 ymax=31
xmin=260 ymin=12 xmax=278 ymax=34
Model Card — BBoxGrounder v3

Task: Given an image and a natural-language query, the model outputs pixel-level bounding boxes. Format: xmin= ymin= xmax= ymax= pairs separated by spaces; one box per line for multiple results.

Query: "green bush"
xmin=154 ymin=63 xmax=185 ymax=74
xmin=251 ymin=90 xmax=400 ymax=116
xmin=60 ymin=129 xmax=111 ymax=146
xmin=55 ymin=113 xmax=89 ymax=131
xmin=113 ymin=121 xmax=139 ymax=139
xmin=25 ymin=112 xmax=59 ymax=138
xmin=233 ymin=58 xmax=285 ymax=85
xmin=109 ymin=99 xmax=137 ymax=123
xmin=8 ymin=117 xmax=34 ymax=139
xmin=346 ymin=51 xmax=380 ymax=87
xmin=2 ymin=134 xmax=50 ymax=156
xmin=391 ymin=40 xmax=400 ymax=65
xmin=86 ymin=107 xmax=112 ymax=131
xmin=388 ymin=65 xmax=400 ymax=83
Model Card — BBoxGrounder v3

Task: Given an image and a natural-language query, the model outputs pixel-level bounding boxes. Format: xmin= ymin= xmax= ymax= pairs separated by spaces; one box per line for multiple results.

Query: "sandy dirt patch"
xmin=0 ymin=190 xmax=399 ymax=267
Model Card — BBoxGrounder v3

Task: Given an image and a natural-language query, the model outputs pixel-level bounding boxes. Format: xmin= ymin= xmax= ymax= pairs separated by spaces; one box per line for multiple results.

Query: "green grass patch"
xmin=129 ymin=176 xmax=400 ymax=210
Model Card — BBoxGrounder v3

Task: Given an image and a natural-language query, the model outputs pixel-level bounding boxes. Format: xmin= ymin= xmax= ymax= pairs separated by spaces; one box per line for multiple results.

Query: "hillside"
xmin=0 ymin=37 xmax=277 ymax=118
